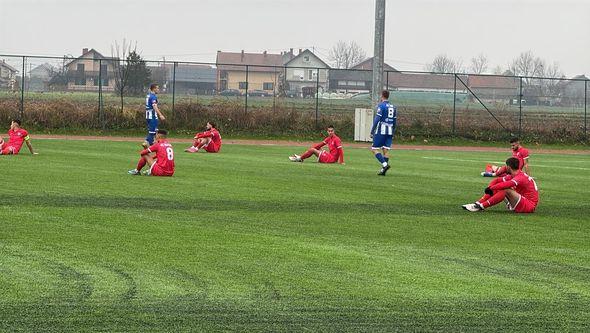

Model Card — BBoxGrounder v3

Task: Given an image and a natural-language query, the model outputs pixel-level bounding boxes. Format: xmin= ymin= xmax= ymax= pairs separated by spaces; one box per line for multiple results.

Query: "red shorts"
xmin=2 ymin=145 xmax=18 ymax=155
xmin=150 ymin=163 xmax=174 ymax=177
xmin=205 ymin=142 xmax=220 ymax=153
xmin=318 ymin=150 xmax=336 ymax=163
xmin=510 ymin=194 xmax=537 ymax=213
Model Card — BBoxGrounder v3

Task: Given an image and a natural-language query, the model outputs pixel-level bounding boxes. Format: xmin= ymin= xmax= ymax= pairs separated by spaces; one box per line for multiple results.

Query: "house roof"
xmin=216 ymin=51 xmax=284 ymax=72
xmin=65 ymin=48 xmax=109 ymax=67
xmin=329 ymin=69 xmax=372 ymax=81
xmin=155 ymin=63 xmax=217 ymax=83
xmin=387 ymin=72 xmax=466 ymax=90
xmin=283 ymin=49 xmax=330 ymax=68
xmin=0 ymin=60 xmax=18 ymax=73
xmin=467 ymin=75 xmax=519 ymax=90
xmin=351 ymin=57 xmax=397 ymax=71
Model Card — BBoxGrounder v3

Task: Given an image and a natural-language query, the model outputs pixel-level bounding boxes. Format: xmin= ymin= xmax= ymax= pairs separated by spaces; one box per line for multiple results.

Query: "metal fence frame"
xmin=1 ymin=53 xmax=588 ymax=140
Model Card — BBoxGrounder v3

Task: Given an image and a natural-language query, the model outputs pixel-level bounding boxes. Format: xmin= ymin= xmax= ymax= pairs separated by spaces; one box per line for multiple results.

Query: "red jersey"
xmin=6 ymin=128 xmax=29 ymax=154
xmin=196 ymin=128 xmax=222 ymax=147
xmin=321 ymin=134 xmax=344 ymax=163
xmin=490 ymin=172 xmax=539 ymax=206
xmin=146 ymin=139 xmax=175 ymax=175
xmin=512 ymin=146 xmax=529 ymax=170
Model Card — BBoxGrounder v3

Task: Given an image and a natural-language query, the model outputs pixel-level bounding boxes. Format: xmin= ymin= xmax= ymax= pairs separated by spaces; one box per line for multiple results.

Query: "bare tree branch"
xmin=328 ymin=41 xmax=367 ymax=69
xmin=470 ymin=54 xmax=489 ymax=74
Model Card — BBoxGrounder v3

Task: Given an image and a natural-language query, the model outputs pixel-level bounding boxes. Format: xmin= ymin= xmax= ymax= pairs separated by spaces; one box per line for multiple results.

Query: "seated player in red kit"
xmin=128 ymin=129 xmax=175 ymax=176
xmin=463 ymin=157 xmax=539 ymax=213
xmin=482 ymin=137 xmax=530 ymax=177
xmin=0 ymin=119 xmax=36 ymax=155
xmin=184 ymin=122 xmax=222 ymax=153
xmin=289 ymin=125 xmax=344 ymax=164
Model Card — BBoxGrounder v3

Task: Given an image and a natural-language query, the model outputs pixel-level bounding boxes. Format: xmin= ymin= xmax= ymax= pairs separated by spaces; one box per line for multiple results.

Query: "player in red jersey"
xmin=482 ymin=137 xmax=530 ymax=177
xmin=128 ymin=129 xmax=175 ymax=176
xmin=289 ymin=125 xmax=344 ymax=164
xmin=0 ymin=119 xmax=36 ymax=155
xmin=463 ymin=157 xmax=539 ymax=213
xmin=184 ymin=122 xmax=222 ymax=153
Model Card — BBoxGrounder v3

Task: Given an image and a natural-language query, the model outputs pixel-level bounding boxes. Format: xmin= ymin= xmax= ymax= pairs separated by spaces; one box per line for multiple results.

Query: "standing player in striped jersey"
xmin=370 ymin=90 xmax=397 ymax=176
xmin=143 ymin=84 xmax=166 ymax=148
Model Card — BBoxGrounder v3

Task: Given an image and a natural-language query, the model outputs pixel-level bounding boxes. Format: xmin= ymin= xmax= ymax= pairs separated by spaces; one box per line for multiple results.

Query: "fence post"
xmin=245 ymin=65 xmax=249 ymax=113
xmin=315 ymin=68 xmax=320 ymax=128
xmin=585 ymin=79 xmax=588 ymax=140
xmin=518 ymin=77 xmax=523 ymax=138
xmin=20 ymin=56 xmax=25 ymax=119
xmin=452 ymin=73 xmax=457 ymax=136
xmin=98 ymin=59 xmax=104 ymax=130
xmin=172 ymin=62 xmax=177 ymax=115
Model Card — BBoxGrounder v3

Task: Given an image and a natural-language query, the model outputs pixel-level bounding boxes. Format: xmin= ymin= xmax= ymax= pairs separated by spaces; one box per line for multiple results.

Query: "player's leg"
xmin=145 ymin=119 xmax=158 ymax=147
xmin=463 ymin=185 xmax=507 ymax=212
xmin=0 ymin=146 xmax=14 ymax=155
xmin=377 ymin=136 xmax=393 ymax=175
xmin=128 ymin=153 xmax=155 ymax=175
xmin=503 ymin=189 xmax=528 ymax=212
xmin=290 ymin=148 xmax=320 ymax=162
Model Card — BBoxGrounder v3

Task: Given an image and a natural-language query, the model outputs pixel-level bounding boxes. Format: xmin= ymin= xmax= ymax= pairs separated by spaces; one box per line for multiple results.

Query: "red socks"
xmin=136 ymin=157 xmax=147 ymax=171
xmin=300 ymin=149 xmax=315 ymax=160
xmin=480 ymin=190 xmax=506 ymax=208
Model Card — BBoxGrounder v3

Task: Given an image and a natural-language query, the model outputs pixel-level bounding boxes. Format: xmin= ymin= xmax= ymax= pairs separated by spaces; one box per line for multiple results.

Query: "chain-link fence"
xmin=0 ymin=54 xmax=587 ymax=142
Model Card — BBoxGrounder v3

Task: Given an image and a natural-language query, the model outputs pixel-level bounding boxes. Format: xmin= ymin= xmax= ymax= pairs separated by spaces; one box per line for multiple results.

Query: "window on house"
xmin=239 ymin=82 xmax=247 ymax=89
xmin=263 ymin=82 xmax=273 ymax=90
xmin=338 ymin=81 xmax=347 ymax=86
xmin=303 ymin=55 xmax=310 ymax=62
xmin=307 ymin=69 xmax=313 ymax=80
xmin=76 ymin=63 xmax=85 ymax=85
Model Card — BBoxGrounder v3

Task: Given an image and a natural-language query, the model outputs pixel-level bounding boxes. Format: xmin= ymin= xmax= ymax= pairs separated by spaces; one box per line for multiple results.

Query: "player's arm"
xmin=153 ymin=101 xmax=165 ymax=120
xmin=140 ymin=143 xmax=159 ymax=156
xmin=522 ymin=157 xmax=530 ymax=175
xmin=489 ymin=179 xmax=518 ymax=192
xmin=24 ymin=135 xmax=36 ymax=154
xmin=370 ymin=107 xmax=382 ymax=137
xmin=196 ymin=130 xmax=213 ymax=139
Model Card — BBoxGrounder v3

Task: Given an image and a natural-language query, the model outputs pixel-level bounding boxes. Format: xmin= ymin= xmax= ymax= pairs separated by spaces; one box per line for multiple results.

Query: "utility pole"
xmin=371 ymin=0 xmax=386 ymax=109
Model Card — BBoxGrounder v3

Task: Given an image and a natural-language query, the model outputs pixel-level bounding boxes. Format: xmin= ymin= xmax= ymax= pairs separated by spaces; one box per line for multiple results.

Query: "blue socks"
xmin=375 ymin=153 xmax=385 ymax=164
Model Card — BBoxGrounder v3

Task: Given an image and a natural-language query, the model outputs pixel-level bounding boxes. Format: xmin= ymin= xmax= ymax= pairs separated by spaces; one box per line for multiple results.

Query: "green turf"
xmin=1 ymin=140 xmax=589 ymax=332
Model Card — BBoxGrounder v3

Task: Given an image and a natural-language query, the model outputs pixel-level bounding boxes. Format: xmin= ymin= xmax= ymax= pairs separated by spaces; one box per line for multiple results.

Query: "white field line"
xmin=422 ymin=156 xmax=590 ymax=171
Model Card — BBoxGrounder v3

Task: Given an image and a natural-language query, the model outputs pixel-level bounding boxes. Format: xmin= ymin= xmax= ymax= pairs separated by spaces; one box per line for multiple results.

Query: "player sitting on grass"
xmin=184 ymin=122 xmax=222 ymax=153
xmin=289 ymin=125 xmax=344 ymax=164
xmin=463 ymin=157 xmax=539 ymax=213
xmin=128 ymin=129 xmax=175 ymax=176
xmin=0 ymin=119 xmax=36 ymax=155
xmin=482 ymin=137 xmax=530 ymax=177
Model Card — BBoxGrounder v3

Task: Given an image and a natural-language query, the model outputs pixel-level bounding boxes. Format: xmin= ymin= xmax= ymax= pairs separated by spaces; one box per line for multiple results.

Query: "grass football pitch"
xmin=1 ymin=139 xmax=589 ymax=332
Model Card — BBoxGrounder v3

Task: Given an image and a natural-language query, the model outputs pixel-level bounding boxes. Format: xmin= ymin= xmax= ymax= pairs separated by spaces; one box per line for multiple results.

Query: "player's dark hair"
xmin=150 ymin=83 xmax=158 ymax=91
xmin=381 ymin=90 xmax=390 ymax=99
xmin=157 ymin=129 xmax=168 ymax=136
xmin=327 ymin=125 xmax=334 ymax=129
xmin=506 ymin=157 xmax=520 ymax=170
xmin=12 ymin=119 xmax=21 ymax=125
xmin=510 ymin=137 xmax=520 ymax=144
xmin=208 ymin=121 xmax=216 ymax=128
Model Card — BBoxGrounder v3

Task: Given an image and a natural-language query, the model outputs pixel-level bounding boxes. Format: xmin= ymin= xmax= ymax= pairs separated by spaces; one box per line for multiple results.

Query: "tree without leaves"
xmin=426 ymin=54 xmax=464 ymax=73
xmin=111 ymin=39 xmax=134 ymax=113
xmin=470 ymin=54 xmax=489 ymax=74
xmin=328 ymin=41 xmax=367 ymax=69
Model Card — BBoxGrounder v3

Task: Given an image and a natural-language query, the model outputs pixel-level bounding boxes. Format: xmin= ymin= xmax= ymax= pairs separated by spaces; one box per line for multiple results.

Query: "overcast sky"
xmin=1 ymin=0 xmax=588 ymax=77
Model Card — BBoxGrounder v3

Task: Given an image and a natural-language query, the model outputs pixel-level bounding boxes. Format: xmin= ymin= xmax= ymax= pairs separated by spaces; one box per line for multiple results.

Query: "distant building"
xmin=466 ymin=75 xmax=519 ymax=101
xmin=29 ymin=63 xmax=54 ymax=91
xmin=65 ymin=48 xmax=115 ymax=91
xmin=216 ymin=50 xmax=283 ymax=94
xmin=562 ymin=74 xmax=589 ymax=106
xmin=329 ymin=58 xmax=397 ymax=92
xmin=283 ymin=48 xmax=330 ymax=97
xmin=158 ymin=63 xmax=217 ymax=95
xmin=0 ymin=59 xmax=18 ymax=90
